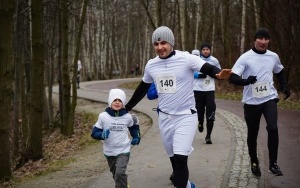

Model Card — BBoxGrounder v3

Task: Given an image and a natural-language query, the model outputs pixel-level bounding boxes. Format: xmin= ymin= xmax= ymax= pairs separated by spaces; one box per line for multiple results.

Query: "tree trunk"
xmin=27 ymin=0 xmax=45 ymax=160
xmin=253 ymin=0 xmax=260 ymax=28
xmin=139 ymin=0 xmax=156 ymax=30
xmin=240 ymin=0 xmax=247 ymax=54
xmin=13 ymin=0 xmax=24 ymax=159
xmin=155 ymin=0 xmax=162 ymax=27
xmin=60 ymin=0 xmax=71 ymax=135
xmin=0 ymin=0 xmax=14 ymax=181
xmin=68 ymin=0 xmax=90 ymax=135
xmin=211 ymin=0 xmax=216 ymax=54
xmin=99 ymin=0 xmax=106 ymax=79
xmin=194 ymin=1 xmax=200 ymax=49
xmin=222 ymin=0 xmax=232 ymax=67
xmin=178 ymin=0 xmax=187 ymax=51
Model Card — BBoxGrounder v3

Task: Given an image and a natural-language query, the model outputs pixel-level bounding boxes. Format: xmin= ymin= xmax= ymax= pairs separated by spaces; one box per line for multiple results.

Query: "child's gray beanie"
xmin=152 ymin=26 xmax=175 ymax=46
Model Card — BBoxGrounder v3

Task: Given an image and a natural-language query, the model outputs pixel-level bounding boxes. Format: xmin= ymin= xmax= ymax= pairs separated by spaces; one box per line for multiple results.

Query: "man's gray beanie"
xmin=152 ymin=26 xmax=175 ymax=46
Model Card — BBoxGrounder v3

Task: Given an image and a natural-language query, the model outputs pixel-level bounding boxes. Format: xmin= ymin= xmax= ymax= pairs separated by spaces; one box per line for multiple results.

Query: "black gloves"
xmin=281 ymin=86 xmax=290 ymax=100
xmin=275 ymin=69 xmax=290 ymax=100
xmin=245 ymin=76 xmax=257 ymax=85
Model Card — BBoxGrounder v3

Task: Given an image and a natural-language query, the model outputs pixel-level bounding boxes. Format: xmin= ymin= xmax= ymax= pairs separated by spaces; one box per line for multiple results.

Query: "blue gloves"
xmin=129 ymin=124 xmax=141 ymax=145
xmin=131 ymin=137 xmax=140 ymax=145
xmin=91 ymin=127 xmax=110 ymax=140
xmin=147 ymin=83 xmax=158 ymax=100
xmin=101 ymin=129 xmax=110 ymax=140
xmin=194 ymin=71 xmax=207 ymax=79
xmin=194 ymin=71 xmax=200 ymax=78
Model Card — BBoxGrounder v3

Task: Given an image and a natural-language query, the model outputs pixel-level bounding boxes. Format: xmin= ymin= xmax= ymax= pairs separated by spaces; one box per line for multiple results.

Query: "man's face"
xmin=201 ymin=47 xmax=211 ymax=57
xmin=153 ymin=41 xmax=173 ymax=58
xmin=254 ymin=37 xmax=269 ymax=52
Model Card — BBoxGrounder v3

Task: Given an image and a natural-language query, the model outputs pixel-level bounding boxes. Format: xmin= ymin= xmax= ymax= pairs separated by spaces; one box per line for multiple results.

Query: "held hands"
xmin=101 ymin=129 xmax=110 ymax=140
xmin=216 ymin=69 xmax=232 ymax=79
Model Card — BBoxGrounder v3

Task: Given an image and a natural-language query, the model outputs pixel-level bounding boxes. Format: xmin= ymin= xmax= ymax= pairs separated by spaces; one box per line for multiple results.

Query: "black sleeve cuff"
xmin=275 ymin=69 xmax=288 ymax=89
xmin=229 ymin=73 xmax=247 ymax=86
xmin=125 ymin=81 xmax=151 ymax=111
xmin=200 ymin=63 xmax=221 ymax=79
xmin=198 ymin=74 xmax=207 ymax=78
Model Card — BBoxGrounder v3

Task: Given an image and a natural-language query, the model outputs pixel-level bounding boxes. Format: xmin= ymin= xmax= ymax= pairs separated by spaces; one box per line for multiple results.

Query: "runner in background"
xmin=77 ymin=60 xmax=82 ymax=89
xmin=193 ymin=44 xmax=221 ymax=144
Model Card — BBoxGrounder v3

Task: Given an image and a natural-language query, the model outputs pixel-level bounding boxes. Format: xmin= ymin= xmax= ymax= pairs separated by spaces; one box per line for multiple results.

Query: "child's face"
xmin=111 ymin=99 xmax=123 ymax=111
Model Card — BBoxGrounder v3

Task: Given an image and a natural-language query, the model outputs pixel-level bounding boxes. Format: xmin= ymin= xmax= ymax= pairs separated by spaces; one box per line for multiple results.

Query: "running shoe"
xmin=269 ymin=163 xmax=283 ymax=176
xmin=190 ymin=181 xmax=196 ymax=188
xmin=169 ymin=173 xmax=174 ymax=183
xmin=251 ymin=162 xmax=261 ymax=177
xmin=198 ymin=124 xmax=204 ymax=132
xmin=205 ymin=137 xmax=212 ymax=144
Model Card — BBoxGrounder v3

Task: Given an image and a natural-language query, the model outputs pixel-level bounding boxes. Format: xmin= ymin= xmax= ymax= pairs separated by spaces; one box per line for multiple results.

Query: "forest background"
xmin=1 ymin=0 xmax=300 ymax=183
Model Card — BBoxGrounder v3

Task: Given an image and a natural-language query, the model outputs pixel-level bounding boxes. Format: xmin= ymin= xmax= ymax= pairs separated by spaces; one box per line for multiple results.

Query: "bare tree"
xmin=13 ymin=0 xmax=23 ymax=159
xmin=220 ymin=0 xmax=232 ymax=67
xmin=68 ymin=0 xmax=90 ymax=134
xmin=178 ymin=0 xmax=187 ymax=51
xmin=20 ymin=0 xmax=30 ymax=164
xmin=211 ymin=0 xmax=216 ymax=54
xmin=60 ymin=0 xmax=71 ymax=135
xmin=240 ymin=0 xmax=247 ymax=54
xmin=194 ymin=1 xmax=200 ymax=49
xmin=139 ymin=0 xmax=156 ymax=30
xmin=155 ymin=0 xmax=162 ymax=27
xmin=27 ymin=0 xmax=45 ymax=160
xmin=0 ymin=0 xmax=15 ymax=181
xmin=44 ymin=1 xmax=59 ymax=130
xmin=252 ymin=0 xmax=259 ymax=28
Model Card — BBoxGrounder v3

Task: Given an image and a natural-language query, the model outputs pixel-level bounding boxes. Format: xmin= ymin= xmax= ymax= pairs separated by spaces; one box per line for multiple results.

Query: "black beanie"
xmin=200 ymin=43 xmax=211 ymax=50
xmin=254 ymin=27 xmax=270 ymax=40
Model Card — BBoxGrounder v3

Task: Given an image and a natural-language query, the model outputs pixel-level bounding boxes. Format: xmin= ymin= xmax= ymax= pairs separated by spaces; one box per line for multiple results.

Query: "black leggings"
xmin=244 ymin=99 xmax=279 ymax=164
xmin=194 ymin=91 xmax=216 ymax=125
xmin=173 ymin=154 xmax=189 ymax=188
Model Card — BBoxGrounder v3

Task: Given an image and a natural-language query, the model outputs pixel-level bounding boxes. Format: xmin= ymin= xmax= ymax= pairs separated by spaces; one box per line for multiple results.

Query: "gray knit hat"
xmin=152 ymin=26 xmax=175 ymax=46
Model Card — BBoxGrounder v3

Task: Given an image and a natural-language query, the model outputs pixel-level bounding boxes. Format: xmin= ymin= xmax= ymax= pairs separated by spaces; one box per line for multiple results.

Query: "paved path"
xmin=74 ymin=78 xmax=299 ymax=188
xmin=216 ymin=99 xmax=300 ymax=188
